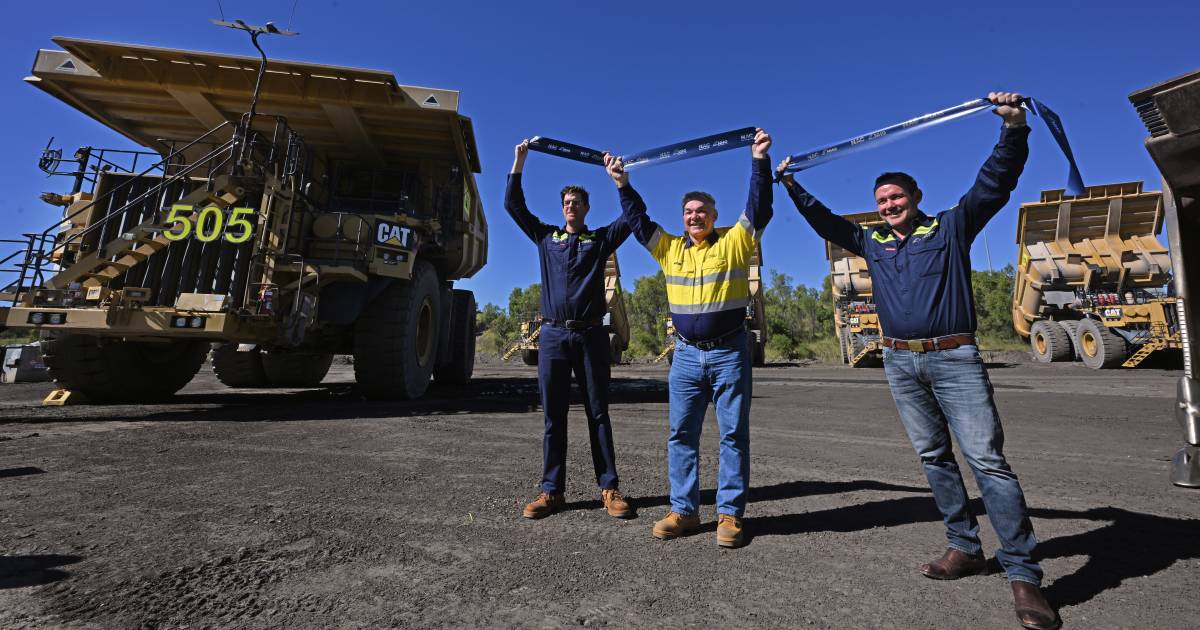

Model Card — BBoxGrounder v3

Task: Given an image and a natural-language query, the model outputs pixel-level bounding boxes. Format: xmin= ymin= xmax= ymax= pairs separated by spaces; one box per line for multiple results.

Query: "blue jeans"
xmin=667 ymin=330 xmax=751 ymax=517
xmin=882 ymin=344 xmax=1042 ymax=585
xmin=537 ymin=323 xmax=618 ymax=493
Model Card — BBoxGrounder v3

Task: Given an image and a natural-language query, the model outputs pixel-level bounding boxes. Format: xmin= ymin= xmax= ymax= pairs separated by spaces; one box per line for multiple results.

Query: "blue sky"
xmin=0 ymin=1 xmax=1196 ymax=309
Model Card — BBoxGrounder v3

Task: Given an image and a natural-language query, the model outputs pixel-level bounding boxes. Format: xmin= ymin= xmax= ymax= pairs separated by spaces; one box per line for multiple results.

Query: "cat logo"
xmin=375 ymin=220 xmax=412 ymax=249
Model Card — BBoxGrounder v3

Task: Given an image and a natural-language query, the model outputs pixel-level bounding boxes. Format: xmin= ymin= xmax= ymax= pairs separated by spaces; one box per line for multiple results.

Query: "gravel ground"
xmin=1 ymin=356 xmax=1197 ymax=629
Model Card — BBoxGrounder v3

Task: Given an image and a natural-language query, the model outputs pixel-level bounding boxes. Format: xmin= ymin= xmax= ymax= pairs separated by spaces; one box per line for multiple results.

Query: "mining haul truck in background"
xmin=0 ymin=37 xmax=487 ymax=402
xmin=1129 ymin=68 xmax=1200 ymax=487
xmin=1011 ymin=182 xmax=1179 ymax=369
xmin=826 ymin=211 xmax=885 ymax=367
xmin=508 ymin=253 xmax=630 ymax=366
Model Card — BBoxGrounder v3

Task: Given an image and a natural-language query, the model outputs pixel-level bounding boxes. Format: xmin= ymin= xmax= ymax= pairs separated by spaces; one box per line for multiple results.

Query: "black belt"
xmin=677 ymin=326 xmax=745 ymax=351
xmin=543 ymin=318 xmax=604 ymax=332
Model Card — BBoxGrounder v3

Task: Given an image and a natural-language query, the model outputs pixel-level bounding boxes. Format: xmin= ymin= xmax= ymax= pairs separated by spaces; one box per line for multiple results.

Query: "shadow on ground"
xmin=0 ymin=555 xmax=82 ymax=589
xmin=0 ymin=466 xmax=46 ymax=479
xmin=4 ymin=376 xmax=669 ymax=425
xmin=735 ymin=492 xmax=1200 ymax=609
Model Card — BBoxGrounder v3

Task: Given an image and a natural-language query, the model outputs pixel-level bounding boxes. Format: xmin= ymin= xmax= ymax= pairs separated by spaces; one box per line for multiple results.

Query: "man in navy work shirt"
xmin=779 ymin=93 xmax=1059 ymax=630
xmin=506 ymin=140 xmax=634 ymax=521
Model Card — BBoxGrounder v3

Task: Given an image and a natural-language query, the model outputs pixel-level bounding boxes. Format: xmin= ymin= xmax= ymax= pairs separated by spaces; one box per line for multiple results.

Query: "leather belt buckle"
xmin=908 ymin=339 xmax=928 ymax=353
xmin=695 ymin=340 xmax=718 ymax=351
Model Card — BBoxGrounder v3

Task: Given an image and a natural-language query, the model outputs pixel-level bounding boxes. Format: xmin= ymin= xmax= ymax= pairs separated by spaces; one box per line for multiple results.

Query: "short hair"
xmin=680 ymin=191 xmax=716 ymax=210
xmin=560 ymin=185 xmax=589 ymax=206
xmin=874 ymin=172 xmax=919 ymax=197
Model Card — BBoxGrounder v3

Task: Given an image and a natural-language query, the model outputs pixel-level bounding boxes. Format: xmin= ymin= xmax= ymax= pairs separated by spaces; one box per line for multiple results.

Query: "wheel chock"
xmin=43 ymin=388 xmax=85 ymax=406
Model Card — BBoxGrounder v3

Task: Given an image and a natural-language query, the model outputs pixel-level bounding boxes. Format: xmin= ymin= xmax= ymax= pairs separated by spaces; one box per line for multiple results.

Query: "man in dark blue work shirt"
xmin=506 ymin=139 xmax=634 ymax=521
xmin=779 ymin=93 xmax=1060 ymax=630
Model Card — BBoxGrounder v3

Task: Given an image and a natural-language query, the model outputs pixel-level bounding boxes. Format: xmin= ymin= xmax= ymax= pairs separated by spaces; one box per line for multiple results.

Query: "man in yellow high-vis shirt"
xmin=603 ymin=128 xmax=772 ymax=548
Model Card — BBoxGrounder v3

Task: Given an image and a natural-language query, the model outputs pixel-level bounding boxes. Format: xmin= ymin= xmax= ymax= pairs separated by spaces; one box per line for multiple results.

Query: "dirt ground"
xmin=1 ymin=355 xmax=1198 ymax=629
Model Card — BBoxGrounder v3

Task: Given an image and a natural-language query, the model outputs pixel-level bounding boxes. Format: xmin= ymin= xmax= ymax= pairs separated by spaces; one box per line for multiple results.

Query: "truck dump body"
xmin=1012 ymin=182 xmax=1179 ymax=368
xmin=5 ymin=37 xmax=488 ymax=402
xmin=826 ymin=211 xmax=884 ymax=367
xmin=24 ymin=38 xmax=486 ymax=282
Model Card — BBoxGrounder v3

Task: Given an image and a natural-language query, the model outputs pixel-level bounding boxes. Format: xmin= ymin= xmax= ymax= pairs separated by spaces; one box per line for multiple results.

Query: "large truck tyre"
xmin=608 ymin=332 xmax=623 ymax=366
xmin=753 ymin=336 xmax=766 ymax=367
xmin=262 ymin=351 xmax=334 ymax=387
xmin=1057 ymin=321 xmax=1081 ymax=360
xmin=521 ymin=349 xmax=539 ymax=366
xmin=433 ymin=289 xmax=476 ymax=386
xmin=1030 ymin=320 xmax=1072 ymax=363
xmin=1077 ymin=319 xmax=1129 ymax=369
xmin=211 ymin=343 xmax=268 ymax=387
xmin=354 ymin=260 xmax=440 ymax=399
xmin=42 ymin=333 xmax=207 ymax=402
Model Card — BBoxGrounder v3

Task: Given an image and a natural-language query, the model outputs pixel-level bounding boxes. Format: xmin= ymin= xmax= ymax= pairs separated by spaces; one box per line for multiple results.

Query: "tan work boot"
xmin=522 ymin=491 xmax=564 ymax=519
xmin=716 ymin=514 xmax=744 ymax=548
xmin=601 ymin=488 xmax=633 ymax=519
xmin=652 ymin=511 xmax=700 ymax=539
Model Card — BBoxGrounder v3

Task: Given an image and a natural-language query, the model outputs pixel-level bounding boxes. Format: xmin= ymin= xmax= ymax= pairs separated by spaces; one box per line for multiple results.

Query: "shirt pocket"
xmin=545 ymin=237 xmax=570 ymax=263
xmin=908 ymin=238 xmax=947 ymax=277
xmin=700 ymin=252 xmax=728 ymax=276
xmin=869 ymin=247 xmax=898 ymax=268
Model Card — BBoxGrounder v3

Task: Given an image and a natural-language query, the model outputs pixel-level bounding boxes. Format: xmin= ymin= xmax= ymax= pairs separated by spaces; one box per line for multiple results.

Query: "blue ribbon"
xmin=526 ymin=137 xmax=605 ymax=166
xmin=780 ymin=97 xmax=1085 ymax=196
xmin=528 ymin=126 xmax=756 ymax=171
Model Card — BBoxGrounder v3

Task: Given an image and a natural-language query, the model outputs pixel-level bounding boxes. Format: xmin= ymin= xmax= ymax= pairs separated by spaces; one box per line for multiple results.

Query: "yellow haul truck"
xmin=507 ymin=254 xmax=630 ymax=366
xmin=0 ymin=36 xmax=487 ymax=402
xmin=1011 ymin=182 xmax=1179 ymax=369
xmin=826 ymin=211 xmax=885 ymax=367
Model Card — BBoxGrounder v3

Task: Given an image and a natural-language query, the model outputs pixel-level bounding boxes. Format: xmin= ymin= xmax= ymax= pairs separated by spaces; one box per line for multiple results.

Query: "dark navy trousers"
xmin=537 ymin=323 xmax=619 ymax=493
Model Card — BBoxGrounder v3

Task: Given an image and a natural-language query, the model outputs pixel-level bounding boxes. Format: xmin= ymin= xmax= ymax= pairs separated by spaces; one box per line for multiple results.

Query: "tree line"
xmin=477 ymin=264 xmax=1022 ymax=360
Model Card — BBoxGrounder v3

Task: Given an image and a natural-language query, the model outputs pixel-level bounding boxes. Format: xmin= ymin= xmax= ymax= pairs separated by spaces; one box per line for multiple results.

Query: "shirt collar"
xmin=877 ymin=211 xmax=931 ymax=239
xmin=683 ymin=229 xmax=720 ymax=249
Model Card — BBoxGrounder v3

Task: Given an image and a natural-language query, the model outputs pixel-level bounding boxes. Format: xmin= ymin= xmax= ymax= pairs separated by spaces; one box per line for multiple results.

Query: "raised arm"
xmin=605 ymin=152 xmax=665 ymax=252
xmin=743 ymin=128 xmax=774 ymax=236
xmin=777 ymin=158 xmax=867 ymax=257
xmin=505 ymin=139 xmax=554 ymax=243
xmin=954 ymin=91 xmax=1031 ymax=242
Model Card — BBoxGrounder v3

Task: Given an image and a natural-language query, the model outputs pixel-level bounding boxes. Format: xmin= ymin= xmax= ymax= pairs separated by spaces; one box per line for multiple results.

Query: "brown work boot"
xmin=1011 ymin=581 xmax=1061 ymax=630
xmin=601 ymin=488 xmax=633 ymax=519
xmin=651 ymin=511 xmax=700 ymax=539
xmin=522 ymin=491 xmax=564 ymax=519
xmin=716 ymin=514 xmax=745 ymax=548
xmin=919 ymin=547 xmax=987 ymax=580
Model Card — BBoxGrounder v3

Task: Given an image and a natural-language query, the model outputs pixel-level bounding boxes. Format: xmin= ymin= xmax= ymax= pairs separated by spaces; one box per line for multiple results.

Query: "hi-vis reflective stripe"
xmin=665 ymin=268 xmax=749 ymax=286
xmin=670 ymin=297 xmax=749 ymax=315
xmin=552 ymin=231 xmax=569 ymax=242
xmin=912 ymin=218 xmax=939 ymax=236
xmin=644 ymin=227 xmax=666 ymax=253
xmin=871 ymin=230 xmax=896 ymax=244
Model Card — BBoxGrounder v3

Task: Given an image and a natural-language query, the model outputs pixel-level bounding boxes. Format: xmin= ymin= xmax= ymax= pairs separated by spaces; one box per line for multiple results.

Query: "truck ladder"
xmin=502 ymin=326 xmax=540 ymax=361
xmin=850 ymin=339 xmax=882 ymax=367
xmin=1122 ymin=322 xmax=1171 ymax=368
